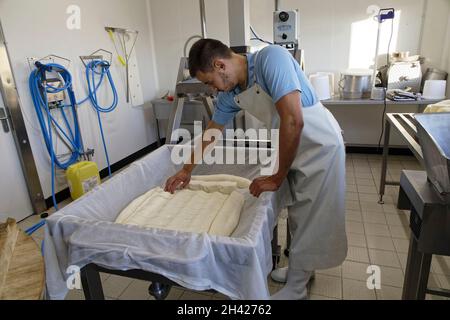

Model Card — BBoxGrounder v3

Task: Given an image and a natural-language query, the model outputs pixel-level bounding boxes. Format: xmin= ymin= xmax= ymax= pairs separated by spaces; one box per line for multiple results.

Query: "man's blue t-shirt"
xmin=212 ymin=45 xmax=318 ymax=126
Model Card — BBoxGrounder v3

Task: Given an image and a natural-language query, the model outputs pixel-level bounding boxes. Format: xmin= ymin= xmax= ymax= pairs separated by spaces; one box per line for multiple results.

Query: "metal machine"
xmin=381 ymin=112 xmax=450 ymax=300
xmin=273 ymin=9 xmax=304 ymax=70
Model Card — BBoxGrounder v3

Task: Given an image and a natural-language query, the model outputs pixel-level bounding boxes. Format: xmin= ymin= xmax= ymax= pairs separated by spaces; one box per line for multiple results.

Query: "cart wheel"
xmin=149 ymin=282 xmax=172 ymax=300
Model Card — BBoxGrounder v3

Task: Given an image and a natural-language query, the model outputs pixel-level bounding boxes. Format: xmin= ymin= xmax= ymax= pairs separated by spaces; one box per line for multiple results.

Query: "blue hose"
xmin=84 ymin=60 xmax=118 ymax=177
xmin=29 ymin=60 xmax=118 ymax=210
xmin=29 ymin=63 xmax=84 ymax=209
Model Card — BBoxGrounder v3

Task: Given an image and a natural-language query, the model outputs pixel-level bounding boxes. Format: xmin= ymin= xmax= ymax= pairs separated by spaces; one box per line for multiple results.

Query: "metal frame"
xmin=165 ymin=58 xmax=216 ymax=145
xmin=378 ymin=113 xmax=425 ymax=204
xmin=81 ymin=225 xmax=281 ymax=300
xmin=0 ymin=21 xmax=46 ymax=214
xmin=398 ymin=171 xmax=450 ymax=300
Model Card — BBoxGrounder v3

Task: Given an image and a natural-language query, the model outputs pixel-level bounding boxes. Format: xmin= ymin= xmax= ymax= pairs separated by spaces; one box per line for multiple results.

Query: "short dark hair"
xmin=188 ymin=39 xmax=233 ymax=78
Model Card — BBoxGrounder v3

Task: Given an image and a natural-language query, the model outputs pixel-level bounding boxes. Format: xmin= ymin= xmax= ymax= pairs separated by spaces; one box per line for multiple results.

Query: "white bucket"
xmin=309 ymin=74 xmax=332 ymax=100
xmin=422 ymin=80 xmax=447 ymax=100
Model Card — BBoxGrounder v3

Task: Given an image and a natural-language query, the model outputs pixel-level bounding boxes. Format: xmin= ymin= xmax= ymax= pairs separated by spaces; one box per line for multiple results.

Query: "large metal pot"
xmin=339 ymin=70 xmax=372 ymax=99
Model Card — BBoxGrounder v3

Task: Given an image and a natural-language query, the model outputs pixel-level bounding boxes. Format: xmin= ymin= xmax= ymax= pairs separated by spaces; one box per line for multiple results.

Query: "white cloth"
xmin=424 ymin=100 xmax=450 ymax=113
xmin=115 ymin=175 xmax=250 ymax=237
xmin=43 ymin=146 xmax=288 ymax=300
xmin=235 ymin=63 xmax=348 ymax=271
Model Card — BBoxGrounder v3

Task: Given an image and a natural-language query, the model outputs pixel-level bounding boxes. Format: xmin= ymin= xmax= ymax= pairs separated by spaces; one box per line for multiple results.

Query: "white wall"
xmin=148 ymin=0 xmax=229 ymax=96
xmin=149 ymin=0 xmax=449 ymax=95
xmin=0 ymin=0 xmax=160 ymax=198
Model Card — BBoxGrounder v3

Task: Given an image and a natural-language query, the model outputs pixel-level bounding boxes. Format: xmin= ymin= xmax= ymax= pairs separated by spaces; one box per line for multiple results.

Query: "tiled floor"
xmin=18 ymin=153 xmax=450 ymax=300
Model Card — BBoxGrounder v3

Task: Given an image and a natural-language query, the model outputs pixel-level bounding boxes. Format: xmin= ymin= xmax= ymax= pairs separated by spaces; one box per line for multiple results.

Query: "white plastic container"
xmin=422 ymin=80 xmax=447 ymax=100
xmin=309 ymin=74 xmax=331 ymax=100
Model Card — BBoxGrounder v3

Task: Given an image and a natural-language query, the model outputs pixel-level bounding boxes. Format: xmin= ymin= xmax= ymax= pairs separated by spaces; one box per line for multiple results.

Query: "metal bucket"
xmin=339 ymin=73 xmax=372 ymax=99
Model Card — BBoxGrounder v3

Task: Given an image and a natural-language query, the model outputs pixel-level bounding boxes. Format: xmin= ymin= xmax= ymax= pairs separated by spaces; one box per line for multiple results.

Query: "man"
xmin=165 ymin=39 xmax=347 ymax=300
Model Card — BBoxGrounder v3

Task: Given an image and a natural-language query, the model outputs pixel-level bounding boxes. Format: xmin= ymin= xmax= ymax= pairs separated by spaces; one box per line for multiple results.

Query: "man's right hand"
xmin=164 ymin=168 xmax=192 ymax=194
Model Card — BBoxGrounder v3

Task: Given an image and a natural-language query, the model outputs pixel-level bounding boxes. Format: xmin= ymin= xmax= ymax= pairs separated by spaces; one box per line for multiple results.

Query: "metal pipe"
xmin=199 ymin=0 xmax=207 ymax=38
xmin=275 ymin=0 xmax=280 ymax=11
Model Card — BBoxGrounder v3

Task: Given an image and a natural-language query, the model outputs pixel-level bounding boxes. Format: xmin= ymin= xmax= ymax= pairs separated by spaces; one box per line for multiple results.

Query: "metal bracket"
xmin=0 ymin=107 xmax=10 ymax=133
xmin=79 ymin=49 xmax=113 ymax=68
xmin=27 ymin=54 xmax=71 ymax=72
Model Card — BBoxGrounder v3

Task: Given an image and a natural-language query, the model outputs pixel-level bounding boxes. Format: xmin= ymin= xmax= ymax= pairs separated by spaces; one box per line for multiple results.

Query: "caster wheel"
xmin=149 ymin=282 xmax=172 ymax=300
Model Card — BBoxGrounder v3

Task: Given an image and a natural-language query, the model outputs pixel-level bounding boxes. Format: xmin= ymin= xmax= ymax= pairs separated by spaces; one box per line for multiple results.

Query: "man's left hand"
xmin=249 ymin=176 xmax=283 ymax=198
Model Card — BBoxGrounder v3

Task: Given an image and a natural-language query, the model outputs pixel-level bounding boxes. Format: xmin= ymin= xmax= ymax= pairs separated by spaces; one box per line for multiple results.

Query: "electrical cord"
xmin=250 ymin=25 xmax=273 ymax=45
xmin=378 ymin=14 xmax=395 ymax=150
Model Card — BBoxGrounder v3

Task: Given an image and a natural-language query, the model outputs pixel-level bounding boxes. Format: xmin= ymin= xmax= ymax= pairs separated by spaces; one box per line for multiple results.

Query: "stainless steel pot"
xmin=339 ymin=72 xmax=372 ymax=99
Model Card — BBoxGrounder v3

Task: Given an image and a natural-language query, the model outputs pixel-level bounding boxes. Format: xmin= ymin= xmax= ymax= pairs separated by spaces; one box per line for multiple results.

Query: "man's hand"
xmin=164 ymin=169 xmax=192 ymax=194
xmin=249 ymin=175 xmax=283 ymax=198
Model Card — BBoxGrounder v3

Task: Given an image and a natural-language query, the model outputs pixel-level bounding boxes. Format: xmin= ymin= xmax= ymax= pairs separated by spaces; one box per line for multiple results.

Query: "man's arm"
xmin=273 ymin=91 xmax=304 ymax=181
xmin=249 ymin=91 xmax=304 ymax=197
xmin=165 ymin=120 xmax=225 ymax=193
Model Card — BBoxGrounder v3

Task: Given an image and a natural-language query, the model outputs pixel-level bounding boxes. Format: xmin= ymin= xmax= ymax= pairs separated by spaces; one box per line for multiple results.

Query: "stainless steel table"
xmin=398 ymin=170 xmax=450 ymax=300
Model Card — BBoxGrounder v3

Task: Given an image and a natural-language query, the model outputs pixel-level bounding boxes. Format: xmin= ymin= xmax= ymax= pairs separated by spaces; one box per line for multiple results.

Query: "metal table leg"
xmin=402 ymin=221 xmax=432 ymax=300
xmin=379 ymin=120 xmax=391 ymax=204
xmin=80 ymin=264 xmax=105 ymax=300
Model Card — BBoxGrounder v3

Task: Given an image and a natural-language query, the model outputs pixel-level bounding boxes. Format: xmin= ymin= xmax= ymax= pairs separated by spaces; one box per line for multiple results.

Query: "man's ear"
xmin=213 ymin=59 xmax=226 ymax=71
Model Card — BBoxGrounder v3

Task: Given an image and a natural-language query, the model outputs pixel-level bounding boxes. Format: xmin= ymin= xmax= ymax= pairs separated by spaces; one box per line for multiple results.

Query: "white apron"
xmin=234 ymin=63 xmax=348 ymax=271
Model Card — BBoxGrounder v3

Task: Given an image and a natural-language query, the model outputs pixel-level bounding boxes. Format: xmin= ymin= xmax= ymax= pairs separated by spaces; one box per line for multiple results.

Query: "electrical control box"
xmin=273 ymin=10 xmax=298 ymax=45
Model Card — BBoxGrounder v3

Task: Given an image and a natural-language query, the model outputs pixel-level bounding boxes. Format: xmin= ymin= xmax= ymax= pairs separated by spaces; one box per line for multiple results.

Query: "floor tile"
xmin=347 ymin=232 xmax=367 ymax=248
xmin=346 ymin=246 xmax=370 ymax=263
xmin=309 ymin=274 xmax=342 ymax=299
xmin=316 ymin=266 xmax=342 ymax=278
xmin=180 ymin=290 xmax=213 ymax=300
xmin=357 ymin=185 xmax=378 ymax=195
xmin=362 ymin=213 xmax=387 ymax=225
xmin=389 ymin=225 xmax=410 ymax=240
xmin=343 ymin=279 xmax=377 ymax=300
xmin=102 ymin=275 xmax=133 ymax=299
xmin=360 ymin=201 xmax=384 ymax=213
xmin=366 ymin=235 xmax=395 ymax=251
xmin=364 ymin=223 xmax=391 ymax=237
xmin=119 ymin=280 xmax=151 ymax=300
xmin=165 ymin=288 xmax=184 ymax=300
xmin=379 ymin=266 xmax=404 ymax=288
xmin=392 ymin=238 xmax=410 ymax=254
xmin=375 ymin=285 xmax=403 ymax=300
xmin=346 ymin=200 xmax=361 ymax=211
xmin=346 ymin=221 xmax=365 ymax=235
xmin=342 ymin=261 xmax=371 ymax=281
xmin=346 ymin=211 xmax=363 ymax=223
xmin=369 ymin=249 xmax=401 ymax=268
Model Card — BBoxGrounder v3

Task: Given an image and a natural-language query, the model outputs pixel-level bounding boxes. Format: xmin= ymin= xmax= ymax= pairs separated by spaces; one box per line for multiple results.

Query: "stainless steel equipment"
xmin=339 ymin=70 xmax=372 ymax=99
xmin=165 ymin=58 xmax=216 ymax=144
xmin=398 ymin=171 xmax=450 ymax=300
xmin=415 ymin=113 xmax=450 ymax=197
xmin=387 ymin=61 xmax=422 ymax=92
xmin=0 ymin=21 xmax=46 ymax=214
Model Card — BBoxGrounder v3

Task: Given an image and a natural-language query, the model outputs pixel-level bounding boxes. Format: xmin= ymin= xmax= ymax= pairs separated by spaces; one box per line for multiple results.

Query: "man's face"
xmin=196 ymin=58 xmax=237 ymax=93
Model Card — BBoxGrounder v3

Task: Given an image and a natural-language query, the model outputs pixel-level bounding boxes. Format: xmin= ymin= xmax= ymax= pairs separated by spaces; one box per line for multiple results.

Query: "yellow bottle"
xmin=66 ymin=161 xmax=101 ymax=200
